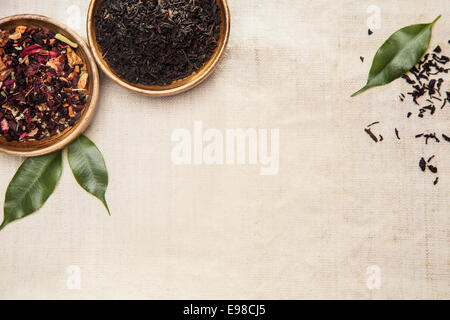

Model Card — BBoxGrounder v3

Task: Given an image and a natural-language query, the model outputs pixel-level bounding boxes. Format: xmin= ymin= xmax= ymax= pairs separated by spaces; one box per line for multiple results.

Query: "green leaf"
xmin=351 ymin=15 xmax=441 ymax=97
xmin=68 ymin=134 xmax=110 ymax=215
xmin=0 ymin=151 xmax=63 ymax=231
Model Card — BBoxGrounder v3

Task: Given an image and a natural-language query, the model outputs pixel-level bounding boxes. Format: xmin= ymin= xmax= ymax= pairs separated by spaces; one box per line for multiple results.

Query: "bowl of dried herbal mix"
xmin=87 ymin=0 xmax=230 ymax=96
xmin=0 ymin=14 xmax=99 ymax=157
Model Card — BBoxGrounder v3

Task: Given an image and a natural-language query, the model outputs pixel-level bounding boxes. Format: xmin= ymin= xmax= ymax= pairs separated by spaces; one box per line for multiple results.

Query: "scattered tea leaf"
xmin=0 ymin=151 xmax=62 ymax=231
xmin=419 ymin=157 xmax=426 ymax=171
xmin=352 ymin=15 xmax=441 ymax=97
xmin=68 ymin=134 xmax=110 ymax=215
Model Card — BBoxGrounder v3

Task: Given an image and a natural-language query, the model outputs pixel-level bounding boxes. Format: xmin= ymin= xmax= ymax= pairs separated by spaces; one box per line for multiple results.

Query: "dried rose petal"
xmin=25 ymin=64 xmax=39 ymax=77
xmin=36 ymin=55 xmax=49 ymax=65
xmin=1 ymin=118 xmax=9 ymax=134
xmin=48 ymin=50 xmax=59 ymax=58
xmin=22 ymin=47 xmax=43 ymax=57
xmin=3 ymin=79 xmax=15 ymax=87
xmin=19 ymin=44 xmax=41 ymax=57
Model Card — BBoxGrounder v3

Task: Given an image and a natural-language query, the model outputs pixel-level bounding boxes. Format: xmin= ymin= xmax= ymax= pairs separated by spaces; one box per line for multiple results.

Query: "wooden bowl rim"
xmin=0 ymin=14 xmax=100 ymax=157
xmin=87 ymin=0 xmax=230 ymax=96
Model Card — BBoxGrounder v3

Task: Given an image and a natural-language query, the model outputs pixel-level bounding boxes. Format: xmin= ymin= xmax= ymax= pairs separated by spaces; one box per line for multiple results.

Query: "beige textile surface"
xmin=0 ymin=0 xmax=449 ymax=299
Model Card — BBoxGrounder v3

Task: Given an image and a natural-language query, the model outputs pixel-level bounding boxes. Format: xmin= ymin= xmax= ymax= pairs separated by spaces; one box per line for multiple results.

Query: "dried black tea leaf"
xmin=433 ymin=177 xmax=439 ymax=185
xmin=94 ymin=0 xmax=221 ymax=86
xmin=419 ymin=158 xmax=426 ymax=171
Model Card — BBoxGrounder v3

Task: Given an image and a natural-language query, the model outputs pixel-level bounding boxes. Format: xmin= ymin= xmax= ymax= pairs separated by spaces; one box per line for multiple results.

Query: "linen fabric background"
xmin=0 ymin=0 xmax=448 ymax=299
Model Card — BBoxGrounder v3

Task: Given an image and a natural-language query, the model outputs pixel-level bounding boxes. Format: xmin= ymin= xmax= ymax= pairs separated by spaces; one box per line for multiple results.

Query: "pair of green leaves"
xmin=352 ymin=15 xmax=441 ymax=97
xmin=0 ymin=134 xmax=110 ymax=231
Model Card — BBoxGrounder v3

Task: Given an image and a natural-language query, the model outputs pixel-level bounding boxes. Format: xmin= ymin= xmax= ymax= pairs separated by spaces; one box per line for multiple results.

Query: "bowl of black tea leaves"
xmin=87 ymin=0 xmax=230 ymax=96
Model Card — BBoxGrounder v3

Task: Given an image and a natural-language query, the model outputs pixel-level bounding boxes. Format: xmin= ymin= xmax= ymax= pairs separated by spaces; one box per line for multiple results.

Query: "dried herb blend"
xmin=94 ymin=0 xmax=221 ymax=86
xmin=0 ymin=26 xmax=88 ymax=142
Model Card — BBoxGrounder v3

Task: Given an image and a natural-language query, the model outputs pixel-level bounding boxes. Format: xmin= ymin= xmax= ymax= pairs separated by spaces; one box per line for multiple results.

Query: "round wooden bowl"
xmin=87 ymin=0 xmax=230 ymax=96
xmin=0 ymin=14 xmax=99 ymax=157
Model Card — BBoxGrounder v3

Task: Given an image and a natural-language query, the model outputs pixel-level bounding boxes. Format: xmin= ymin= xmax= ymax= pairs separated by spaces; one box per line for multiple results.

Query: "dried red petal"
xmin=1 ymin=118 xmax=9 ymax=134
xmin=25 ymin=64 xmax=39 ymax=77
xmin=2 ymin=79 xmax=15 ymax=87
xmin=0 ymin=69 xmax=11 ymax=81
xmin=48 ymin=50 xmax=59 ymax=58
xmin=19 ymin=44 xmax=42 ymax=57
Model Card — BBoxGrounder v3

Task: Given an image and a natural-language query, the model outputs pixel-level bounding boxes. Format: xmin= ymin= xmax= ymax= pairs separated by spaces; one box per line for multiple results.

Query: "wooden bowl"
xmin=87 ymin=0 xmax=230 ymax=96
xmin=0 ymin=14 xmax=99 ymax=157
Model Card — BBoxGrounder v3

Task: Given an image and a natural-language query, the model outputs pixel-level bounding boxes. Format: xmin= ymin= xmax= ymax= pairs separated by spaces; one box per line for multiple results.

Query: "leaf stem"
xmin=432 ymin=15 xmax=442 ymax=25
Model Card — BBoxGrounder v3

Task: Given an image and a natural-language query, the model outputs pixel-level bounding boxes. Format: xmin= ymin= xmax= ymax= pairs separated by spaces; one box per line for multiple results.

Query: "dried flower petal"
xmin=66 ymin=47 xmax=82 ymax=67
xmin=77 ymin=72 xmax=88 ymax=89
xmin=68 ymin=106 xmax=75 ymax=118
xmin=8 ymin=31 xmax=22 ymax=40
xmin=27 ymin=127 xmax=38 ymax=137
xmin=48 ymin=50 xmax=59 ymax=58
xmin=0 ymin=59 xmax=6 ymax=72
xmin=15 ymin=26 xmax=27 ymax=34
xmin=0 ymin=69 xmax=11 ymax=81
xmin=46 ymin=55 xmax=63 ymax=73
xmin=1 ymin=118 xmax=9 ymax=134
xmin=19 ymin=44 xmax=41 ymax=57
